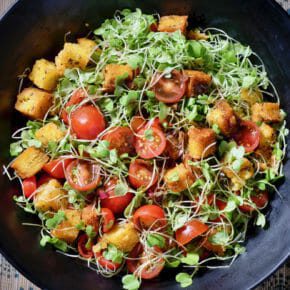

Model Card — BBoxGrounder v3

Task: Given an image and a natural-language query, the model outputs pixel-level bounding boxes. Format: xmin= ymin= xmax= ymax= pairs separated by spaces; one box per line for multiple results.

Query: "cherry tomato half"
xmin=42 ymin=158 xmax=73 ymax=179
xmin=135 ymin=126 xmax=166 ymax=159
xmin=61 ymin=88 xmax=86 ymax=124
xmin=22 ymin=176 xmax=37 ymax=198
xmin=233 ymin=120 xmax=260 ymax=152
xmin=153 ymin=70 xmax=188 ymax=104
xmin=175 ymin=220 xmax=209 ymax=246
xmin=130 ymin=116 xmax=147 ymax=133
xmin=37 ymin=174 xmax=53 ymax=187
xmin=77 ymin=234 xmax=94 ymax=259
xmin=98 ymin=178 xmax=133 ymax=215
xmin=127 ymin=244 xmax=165 ymax=279
xmin=101 ymin=208 xmax=115 ymax=233
xmin=133 ymin=205 xmax=166 ymax=231
xmin=65 ymin=160 xmax=101 ymax=192
xmin=71 ymin=105 xmax=106 ymax=140
xmin=102 ymin=126 xmax=135 ymax=155
xmin=239 ymin=191 xmax=269 ymax=213
xmin=128 ymin=159 xmax=158 ymax=189
xmin=95 ymin=251 xmax=121 ymax=271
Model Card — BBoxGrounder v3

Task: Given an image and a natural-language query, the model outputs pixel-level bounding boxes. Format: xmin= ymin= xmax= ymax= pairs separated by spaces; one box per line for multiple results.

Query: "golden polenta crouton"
xmin=207 ymin=100 xmax=238 ymax=136
xmin=11 ymin=147 xmax=49 ymax=179
xmin=103 ymin=64 xmax=133 ymax=92
xmin=35 ymin=122 xmax=65 ymax=146
xmin=158 ymin=15 xmax=188 ymax=34
xmin=55 ymin=42 xmax=93 ymax=74
xmin=15 ymin=87 xmax=53 ymax=120
xmin=51 ymin=209 xmax=81 ymax=243
xmin=240 ymin=88 xmax=262 ymax=105
xmin=259 ymin=123 xmax=275 ymax=147
xmin=251 ymin=102 xmax=281 ymax=123
xmin=77 ymin=38 xmax=96 ymax=52
xmin=81 ymin=205 xmax=99 ymax=232
xmin=164 ymin=163 xmax=196 ymax=193
xmin=101 ymin=222 xmax=139 ymax=252
xmin=187 ymin=127 xmax=216 ymax=159
xmin=187 ymin=29 xmax=209 ymax=40
xmin=29 ymin=59 xmax=60 ymax=91
xmin=34 ymin=179 xmax=68 ymax=212
xmin=184 ymin=70 xmax=212 ymax=97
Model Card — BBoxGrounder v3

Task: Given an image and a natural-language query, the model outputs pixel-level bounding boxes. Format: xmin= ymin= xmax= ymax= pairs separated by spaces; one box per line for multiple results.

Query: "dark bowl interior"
xmin=0 ymin=0 xmax=289 ymax=289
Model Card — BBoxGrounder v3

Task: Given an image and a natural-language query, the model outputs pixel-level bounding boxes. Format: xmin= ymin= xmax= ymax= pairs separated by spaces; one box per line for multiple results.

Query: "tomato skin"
xmin=102 ymin=126 xmax=135 ymax=155
xmin=65 ymin=160 xmax=101 ymax=192
xmin=42 ymin=158 xmax=73 ymax=179
xmin=99 ymin=179 xmax=133 ymax=215
xmin=127 ymin=244 xmax=165 ymax=279
xmin=101 ymin=208 xmax=115 ymax=233
xmin=135 ymin=126 xmax=166 ymax=159
xmin=175 ymin=220 xmax=209 ymax=246
xmin=61 ymin=89 xmax=86 ymax=123
xmin=153 ymin=70 xmax=188 ymax=104
xmin=22 ymin=176 xmax=37 ymax=198
xmin=71 ymin=105 xmax=106 ymax=140
xmin=130 ymin=116 xmax=146 ymax=133
xmin=37 ymin=174 xmax=53 ymax=187
xmin=77 ymin=234 xmax=94 ymax=259
xmin=133 ymin=205 xmax=166 ymax=231
xmin=233 ymin=120 xmax=260 ymax=152
xmin=128 ymin=159 xmax=158 ymax=189
xmin=96 ymin=251 xmax=121 ymax=271
xmin=239 ymin=192 xmax=269 ymax=213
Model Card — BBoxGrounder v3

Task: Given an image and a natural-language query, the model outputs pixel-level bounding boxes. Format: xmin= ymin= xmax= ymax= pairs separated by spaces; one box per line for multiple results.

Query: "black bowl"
xmin=0 ymin=0 xmax=289 ymax=289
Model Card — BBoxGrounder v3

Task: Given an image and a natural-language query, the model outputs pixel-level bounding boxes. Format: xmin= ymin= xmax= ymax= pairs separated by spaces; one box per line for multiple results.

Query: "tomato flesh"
xmin=42 ymin=158 xmax=72 ymax=179
xmin=175 ymin=220 xmax=209 ymax=246
xmin=239 ymin=191 xmax=269 ymax=213
xmin=65 ymin=160 xmax=101 ymax=192
xmin=96 ymin=251 xmax=121 ymax=271
xmin=128 ymin=159 xmax=158 ymax=189
xmin=133 ymin=205 xmax=166 ymax=231
xmin=22 ymin=176 xmax=37 ymax=198
xmin=153 ymin=70 xmax=188 ymax=103
xmin=101 ymin=208 xmax=115 ymax=233
xmin=233 ymin=120 xmax=260 ymax=152
xmin=135 ymin=126 xmax=166 ymax=159
xmin=77 ymin=234 xmax=94 ymax=259
xmin=71 ymin=105 xmax=106 ymax=140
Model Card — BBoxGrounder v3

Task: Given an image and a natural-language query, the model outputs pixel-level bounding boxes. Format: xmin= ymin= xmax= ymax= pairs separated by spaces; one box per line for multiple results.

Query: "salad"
xmin=5 ymin=9 xmax=288 ymax=289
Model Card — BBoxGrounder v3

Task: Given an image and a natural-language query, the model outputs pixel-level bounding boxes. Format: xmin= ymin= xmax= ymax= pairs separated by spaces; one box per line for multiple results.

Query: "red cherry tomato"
xmin=135 ymin=126 xmax=166 ymax=159
xmin=71 ymin=105 xmax=106 ymax=140
xmin=153 ymin=70 xmax=188 ymax=103
xmin=65 ymin=160 xmax=101 ymax=192
xmin=61 ymin=89 xmax=86 ymax=123
xmin=37 ymin=174 xmax=53 ymax=187
xmin=149 ymin=22 xmax=158 ymax=32
xmin=233 ymin=120 xmax=260 ymax=152
xmin=102 ymin=126 xmax=135 ymax=155
xmin=210 ymin=199 xmax=227 ymax=222
xmin=42 ymin=158 xmax=73 ymax=179
xmin=22 ymin=176 xmax=37 ymax=198
xmin=128 ymin=159 xmax=158 ymax=189
xmin=133 ymin=205 xmax=166 ymax=231
xmin=98 ymin=178 xmax=133 ymax=215
xmin=239 ymin=191 xmax=269 ymax=213
xmin=175 ymin=220 xmax=209 ymax=246
xmin=127 ymin=244 xmax=165 ymax=279
xmin=101 ymin=208 xmax=115 ymax=233
xmin=130 ymin=116 xmax=146 ymax=133
xmin=95 ymin=251 xmax=121 ymax=271
xmin=77 ymin=234 xmax=94 ymax=259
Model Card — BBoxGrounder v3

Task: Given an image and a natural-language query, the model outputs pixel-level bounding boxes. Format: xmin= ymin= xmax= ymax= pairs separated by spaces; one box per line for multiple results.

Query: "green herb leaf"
xmin=40 ymin=235 xmax=68 ymax=252
xmin=146 ymin=234 xmax=166 ymax=248
xmin=256 ymin=213 xmax=266 ymax=228
xmin=176 ymin=272 xmax=193 ymax=288
xmin=122 ymin=274 xmax=141 ymax=290
xmin=114 ymin=182 xmax=129 ymax=196
xmin=180 ymin=252 xmax=199 ymax=265
xmin=45 ymin=211 xmax=66 ymax=230
xmin=10 ymin=142 xmax=23 ymax=156
xmin=103 ymin=244 xmax=124 ymax=264
xmin=209 ymin=231 xmax=229 ymax=245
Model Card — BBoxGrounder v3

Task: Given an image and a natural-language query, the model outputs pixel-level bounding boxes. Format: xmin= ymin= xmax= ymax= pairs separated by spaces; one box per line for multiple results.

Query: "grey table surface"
xmin=0 ymin=0 xmax=289 ymax=289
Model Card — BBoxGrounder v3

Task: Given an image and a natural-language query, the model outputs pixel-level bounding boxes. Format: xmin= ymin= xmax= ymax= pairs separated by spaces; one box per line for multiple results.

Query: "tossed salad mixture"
xmin=5 ymin=9 xmax=288 ymax=289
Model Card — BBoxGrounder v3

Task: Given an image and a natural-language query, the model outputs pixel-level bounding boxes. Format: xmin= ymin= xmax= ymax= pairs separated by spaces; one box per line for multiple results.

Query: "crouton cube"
xmin=187 ymin=127 xmax=216 ymax=159
xmin=259 ymin=123 xmax=275 ymax=147
xmin=157 ymin=15 xmax=188 ymax=34
xmin=77 ymin=38 xmax=96 ymax=52
xmin=187 ymin=29 xmax=209 ymax=40
xmin=35 ymin=122 xmax=65 ymax=146
xmin=29 ymin=59 xmax=60 ymax=91
xmin=81 ymin=205 xmax=99 ymax=232
xmin=184 ymin=70 xmax=212 ymax=97
xmin=51 ymin=209 xmax=81 ymax=243
xmin=103 ymin=64 xmax=133 ymax=92
xmin=15 ymin=87 xmax=53 ymax=120
xmin=11 ymin=147 xmax=49 ymax=179
xmin=240 ymin=88 xmax=262 ymax=105
xmin=207 ymin=100 xmax=238 ymax=136
xmin=164 ymin=163 xmax=196 ymax=193
xmin=101 ymin=222 xmax=139 ymax=252
xmin=251 ymin=102 xmax=281 ymax=123
xmin=55 ymin=42 xmax=93 ymax=74
xmin=34 ymin=179 xmax=68 ymax=212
